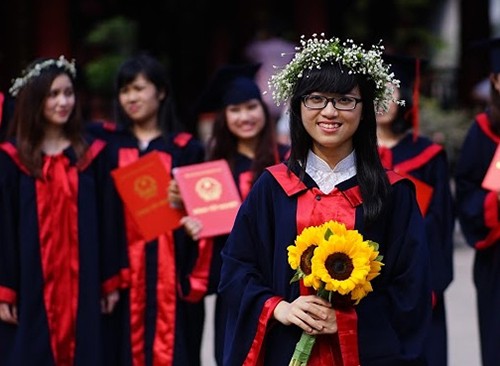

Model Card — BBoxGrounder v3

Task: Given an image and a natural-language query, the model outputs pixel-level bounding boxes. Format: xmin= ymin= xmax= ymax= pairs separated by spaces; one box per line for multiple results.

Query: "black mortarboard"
xmin=383 ymin=54 xmax=426 ymax=141
xmin=196 ymin=63 xmax=262 ymax=113
xmin=471 ymin=37 xmax=500 ymax=73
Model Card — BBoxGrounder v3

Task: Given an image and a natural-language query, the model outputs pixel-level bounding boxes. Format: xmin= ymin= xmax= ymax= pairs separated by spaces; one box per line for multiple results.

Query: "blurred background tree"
xmin=0 ymin=0 xmax=494 ymax=136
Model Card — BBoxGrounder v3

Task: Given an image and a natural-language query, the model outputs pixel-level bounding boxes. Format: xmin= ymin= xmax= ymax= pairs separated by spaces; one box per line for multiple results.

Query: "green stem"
xmin=289 ymin=332 xmax=317 ymax=366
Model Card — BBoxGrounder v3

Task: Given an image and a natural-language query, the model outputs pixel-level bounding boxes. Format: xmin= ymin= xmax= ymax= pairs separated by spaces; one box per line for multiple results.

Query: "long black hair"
xmin=287 ymin=62 xmax=391 ymax=224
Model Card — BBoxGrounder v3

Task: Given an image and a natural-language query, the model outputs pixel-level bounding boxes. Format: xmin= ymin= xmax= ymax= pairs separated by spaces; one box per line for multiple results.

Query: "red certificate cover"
xmin=173 ymin=159 xmax=242 ymax=238
xmin=111 ymin=151 xmax=183 ymax=241
xmin=482 ymin=144 xmax=500 ymax=192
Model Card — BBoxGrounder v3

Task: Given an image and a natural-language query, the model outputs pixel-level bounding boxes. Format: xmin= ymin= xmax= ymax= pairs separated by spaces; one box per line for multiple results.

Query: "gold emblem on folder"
xmin=195 ymin=177 xmax=222 ymax=201
xmin=134 ymin=175 xmax=157 ymax=199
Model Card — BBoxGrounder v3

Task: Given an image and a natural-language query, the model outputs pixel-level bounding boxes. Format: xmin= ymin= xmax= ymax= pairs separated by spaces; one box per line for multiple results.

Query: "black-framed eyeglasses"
xmin=302 ymin=95 xmax=362 ymax=110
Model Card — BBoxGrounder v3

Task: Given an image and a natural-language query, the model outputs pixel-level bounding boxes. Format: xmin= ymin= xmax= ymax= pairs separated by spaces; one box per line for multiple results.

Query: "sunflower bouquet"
xmin=286 ymin=220 xmax=384 ymax=366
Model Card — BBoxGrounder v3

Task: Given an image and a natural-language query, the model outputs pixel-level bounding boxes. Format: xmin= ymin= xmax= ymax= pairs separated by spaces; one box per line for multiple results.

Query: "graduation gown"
xmin=91 ymin=123 xmax=209 ymax=366
xmin=378 ymin=133 xmax=455 ymax=365
xmin=0 ymin=137 xmax=124 ymax=366
xmin=455 ymin=112 xmax=500 ymax=366
xmin=207 ymin=145 xmax=290 ymax=365
xmin=218 ymin=163 xmax=432 ymax=366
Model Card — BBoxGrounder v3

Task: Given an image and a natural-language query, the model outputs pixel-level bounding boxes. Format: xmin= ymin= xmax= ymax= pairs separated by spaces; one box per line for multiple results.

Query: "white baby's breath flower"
xmin=9 ymin=56 xmax=77 ymax=97
xmin=269 ymin=34 xmax=402 ymax=112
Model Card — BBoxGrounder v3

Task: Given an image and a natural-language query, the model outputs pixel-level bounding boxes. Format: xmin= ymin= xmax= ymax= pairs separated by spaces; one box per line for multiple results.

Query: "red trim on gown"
xmin=118 ymin=148 xmax=178 ymax=366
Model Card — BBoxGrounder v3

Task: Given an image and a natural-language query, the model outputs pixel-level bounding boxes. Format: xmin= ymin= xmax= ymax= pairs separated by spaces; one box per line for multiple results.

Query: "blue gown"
xmin=378 ymin=133 xmax=455 ymax=366
xmin=455 ymin=112 xmax=500 ymax=366
xmin=0 ymin=137 xmax=125 ymax=366
xmin=218 ymin=162 xmax=432 ymax=366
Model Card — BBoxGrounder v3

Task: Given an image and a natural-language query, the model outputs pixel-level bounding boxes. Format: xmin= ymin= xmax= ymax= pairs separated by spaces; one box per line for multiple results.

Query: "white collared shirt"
xmin=305 ymin=150 xmax=357 ymax=194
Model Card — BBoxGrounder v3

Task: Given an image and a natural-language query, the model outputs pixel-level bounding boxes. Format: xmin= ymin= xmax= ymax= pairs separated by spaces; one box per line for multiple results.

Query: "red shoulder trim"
xmin=77 ymin=139 xmax=106 ymax=171
xmin=477 ymin=113 xmax=500 ymax=143
xmin=173 ymin=132 xmax=192 ymax=147
xmin=266 ymin=163 xmax=307 ymax=196
xmin=393 ymin=144 xmax=443 ymax=173
xmin=386 ymin=170 xmax=405 ymax=185
xmin=0 ymin=142 xmax=30 ymax=175
xmin=118 ymin=147 xmax=139 ymax=167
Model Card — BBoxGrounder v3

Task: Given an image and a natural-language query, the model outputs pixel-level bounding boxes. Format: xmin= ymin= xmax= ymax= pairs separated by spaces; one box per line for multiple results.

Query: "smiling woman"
xmin=0 ymin=56 xmax=125 ymax=365
xmin=86 ymin=52 xmax=208 ymax=366
xmin=217 ymin=34 xmax=432 ymax=366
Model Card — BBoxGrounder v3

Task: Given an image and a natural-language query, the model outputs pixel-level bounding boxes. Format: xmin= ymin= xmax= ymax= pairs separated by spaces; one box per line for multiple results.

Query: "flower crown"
xmin=9 ymin=56 xmax=77 ymax=97
xmin=268 ymin=33 xmax=402 ymax=112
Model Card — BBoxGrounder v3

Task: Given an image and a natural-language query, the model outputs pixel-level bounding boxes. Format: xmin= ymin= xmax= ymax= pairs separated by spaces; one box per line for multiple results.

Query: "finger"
xmin=11 ymin=305 xmax=18 ymax=323
xmin=0 ymin=304 xmax=17 ymax=324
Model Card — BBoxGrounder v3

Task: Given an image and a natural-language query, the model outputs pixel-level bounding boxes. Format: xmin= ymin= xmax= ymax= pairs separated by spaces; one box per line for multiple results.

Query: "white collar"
xmin=305 ymin=150 xmax=357 ymax=193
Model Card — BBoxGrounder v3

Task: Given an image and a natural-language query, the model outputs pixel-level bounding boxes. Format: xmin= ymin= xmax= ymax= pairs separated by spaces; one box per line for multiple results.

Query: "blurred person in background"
xmin=244 ymin=23 xmax=296 ymax=145
xmin=455 ymin=38 xmax=500 ymax=366
xmin=376 ymin=54 xmax=455 ymax=366
xmin=0 ymin=56 xmax=124 ymax=366
xmin=180 ymin=63 xmax=289 ymax=365
xmin=88 ymin=52 xmax=208 ymax=366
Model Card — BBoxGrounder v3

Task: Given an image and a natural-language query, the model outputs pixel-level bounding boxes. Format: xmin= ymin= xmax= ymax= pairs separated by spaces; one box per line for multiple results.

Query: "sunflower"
xmin=287 ymin=220 xmax=384 ymax=366
xmin=287 ymin=225 xmax=324 ymax=288
xmin=311 ymin=233 xmax=372 ymax=295
xmin=310 ymin=221 xmax=383 ymax=301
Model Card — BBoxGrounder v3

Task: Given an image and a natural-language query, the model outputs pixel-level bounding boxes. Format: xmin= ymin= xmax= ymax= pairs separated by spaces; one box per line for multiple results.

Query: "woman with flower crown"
xmin=218 ymin=34 xmax=432 ymax=366
xmin=87 ymin=52 xmax=208 ymax=366
xmin=0 ymin=56 xmax=126 ymax=365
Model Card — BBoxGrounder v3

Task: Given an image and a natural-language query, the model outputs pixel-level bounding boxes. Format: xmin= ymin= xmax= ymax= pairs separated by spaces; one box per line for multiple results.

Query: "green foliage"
xmin=85 ymin=16 xmax=137 ymax=55
xmin=83 ymin=16 xmax=137 ymax=96
xmin=84 ymin=55 xmax=125 ymax=96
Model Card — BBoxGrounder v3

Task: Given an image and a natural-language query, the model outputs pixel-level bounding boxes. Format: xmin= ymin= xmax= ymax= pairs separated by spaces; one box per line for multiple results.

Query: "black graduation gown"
xmin=0 ymin=137 xmax=124 ymax=366
xmin=378 ymin=133 xmax=455 ymax=365
xmin=455 ymin=112 xmax=500 ymax=366
xmin=90 ymin=123 xmax=208 ymax=366
xmin=218 ymin=163 xmax=432 ymax=366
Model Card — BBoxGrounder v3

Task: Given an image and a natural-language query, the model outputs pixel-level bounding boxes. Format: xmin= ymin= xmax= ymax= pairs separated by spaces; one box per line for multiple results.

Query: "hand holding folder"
xmin=173 ymin=160 xmax=242 ymax=238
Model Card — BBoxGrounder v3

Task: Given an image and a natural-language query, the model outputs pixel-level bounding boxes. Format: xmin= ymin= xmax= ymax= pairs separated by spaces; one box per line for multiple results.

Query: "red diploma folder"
xmin=111 ymin=151 xmax=183 ymax=241
xmin=173 ymin=159 xmax=242 ymax=238
xmin=482 ymin=144 xmax=500 ymax=192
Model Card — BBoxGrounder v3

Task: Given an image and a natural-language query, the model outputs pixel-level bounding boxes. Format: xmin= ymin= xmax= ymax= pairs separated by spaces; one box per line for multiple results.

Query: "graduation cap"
xmin=196 ymin=63 xmax=262 ymax=113
xmin=470 ymin=37 xmax=500 ymax=73
xmin=383 ymin=54 xmax=425 ymax=141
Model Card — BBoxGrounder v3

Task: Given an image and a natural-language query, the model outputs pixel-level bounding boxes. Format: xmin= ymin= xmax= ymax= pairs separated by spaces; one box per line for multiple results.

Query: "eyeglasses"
xmin=302 ymin=95 xmax=362 ymax=110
